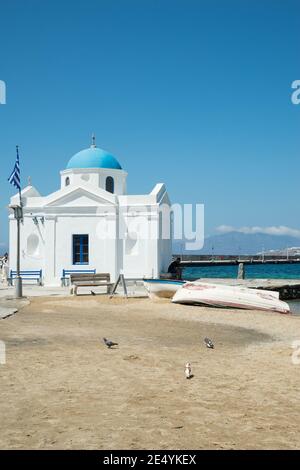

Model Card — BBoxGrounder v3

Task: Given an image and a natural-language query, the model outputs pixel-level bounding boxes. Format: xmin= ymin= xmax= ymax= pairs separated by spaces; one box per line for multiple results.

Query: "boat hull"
xmin=143 ymin=279 xmax=185 ymax=299
xmin=172 ymin=282 xmax=290 ymax=314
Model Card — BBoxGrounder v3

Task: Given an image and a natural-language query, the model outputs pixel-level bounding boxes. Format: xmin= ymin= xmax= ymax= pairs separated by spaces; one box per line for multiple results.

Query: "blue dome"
xmin=66 ymin=146 xmax=122 ymax=170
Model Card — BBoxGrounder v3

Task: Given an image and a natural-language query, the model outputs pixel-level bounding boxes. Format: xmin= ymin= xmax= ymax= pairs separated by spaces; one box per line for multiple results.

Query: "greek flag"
xmin=8 ymin=146 xmax=21 ymax=191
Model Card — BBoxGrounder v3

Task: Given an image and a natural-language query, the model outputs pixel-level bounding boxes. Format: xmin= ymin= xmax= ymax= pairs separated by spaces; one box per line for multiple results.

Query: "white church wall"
xmin=157 ymin=191 xmax=173 ymax=274
xmin=60 ymin=168 xmax=127 ymax=195
xmin=53 ymin=213 xmax=118 ymax=285
xmin=121 ymin=213 xmax=160 ymax=278
xmin=158 ymin=231 xmax=173 ymax=274
xmin=44 ymin=216 xmax=56 ymax=284
xmin=8 ymin=214 xmax=46 ymax=276
xmin=122 ymin=237 xmax=158 ymax=278
xmin=61 ymin=171 xmax=100 ymax=189
xmin=8 ymin=217 xmax=17 ymax=272
xmin=98 ymin=168 xmax=127 ymax=195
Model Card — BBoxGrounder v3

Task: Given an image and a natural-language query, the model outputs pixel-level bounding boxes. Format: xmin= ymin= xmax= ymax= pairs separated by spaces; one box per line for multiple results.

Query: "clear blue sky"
xmin=1 ymin=0 xmax=299 ymax=250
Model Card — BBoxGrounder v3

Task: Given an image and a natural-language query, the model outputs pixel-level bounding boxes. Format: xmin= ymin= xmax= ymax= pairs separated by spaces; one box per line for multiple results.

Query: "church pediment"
xmin=44 ymin=186 xmax=116 ymax=208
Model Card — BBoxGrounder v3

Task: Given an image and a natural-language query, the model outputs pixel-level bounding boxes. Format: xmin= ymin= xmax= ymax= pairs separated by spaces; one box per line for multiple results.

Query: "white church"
xmin=8 ymin=138 xmax=172 ymax=286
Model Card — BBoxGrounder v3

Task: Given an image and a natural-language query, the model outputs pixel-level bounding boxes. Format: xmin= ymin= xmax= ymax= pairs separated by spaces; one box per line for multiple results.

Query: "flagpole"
xmin=7 ymin=145 xmax=23 ymax=298
xmin=15 ymin=213 xmax=22 ymax=298
xmin=15 ymin=146 xmax=23 ymax=298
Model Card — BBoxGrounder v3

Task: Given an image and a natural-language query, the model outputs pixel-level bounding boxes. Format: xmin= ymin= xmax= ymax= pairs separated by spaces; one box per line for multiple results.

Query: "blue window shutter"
xmin=72 ymin=234 xmax=89 ymax=265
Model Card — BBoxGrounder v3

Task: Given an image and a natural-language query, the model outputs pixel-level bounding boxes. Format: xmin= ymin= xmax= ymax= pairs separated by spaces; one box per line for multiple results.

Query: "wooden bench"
xmin=8 ymin=269 xmax=43 ymax=286
xmin=61 ymin=269 xmax=96 ymax=286
xmin=70 ymin=273 xmax=113 ymax=295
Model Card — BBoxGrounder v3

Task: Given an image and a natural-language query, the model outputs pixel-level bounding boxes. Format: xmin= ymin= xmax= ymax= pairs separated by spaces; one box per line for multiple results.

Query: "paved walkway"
xmin=0 ymin=306 xmax=18 ymax=320
xmin=0 ymin=292 xmax=30 ymax=320
xmin=0 ymin=282 xmax=148 ymax=319
xmin=0 ymin=284 xmax=71 ymax=298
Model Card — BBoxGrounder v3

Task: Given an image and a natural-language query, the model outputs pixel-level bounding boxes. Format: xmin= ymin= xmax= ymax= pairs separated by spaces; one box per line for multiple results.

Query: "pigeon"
xmin=204 ymin=337 xmax=214 ymax=349
xmin=185 ymin=362 xmax=193 ymax=379
xmin=103 ymin=337 xmax=118 ymax=349
xmin=91 ymin=290 xmax=96 ymax=295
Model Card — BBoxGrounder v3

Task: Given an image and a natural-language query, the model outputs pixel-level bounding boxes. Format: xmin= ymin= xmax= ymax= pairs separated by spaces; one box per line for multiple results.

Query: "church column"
xmin=44 ymin=216 xmax=57 ymax=286
xmin=106 ymin=211 xmax=118 ymax=283
xmin=149 ymin=211 xmax=159 ymax=278
xmin=8 ymin=216 xmax=17 ymax=271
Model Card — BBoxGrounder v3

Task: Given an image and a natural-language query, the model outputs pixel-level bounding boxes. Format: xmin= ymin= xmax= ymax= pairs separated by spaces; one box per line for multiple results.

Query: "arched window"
xmin=106 ymin=176 xmax=114 ymax=193
xmin=65 ymin=177 xmax=70 ymax=186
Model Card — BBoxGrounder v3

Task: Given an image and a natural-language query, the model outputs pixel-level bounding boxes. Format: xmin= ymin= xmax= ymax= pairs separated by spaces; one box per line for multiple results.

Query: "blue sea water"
xmin=183 ymin=263 xmax=300 ymax=280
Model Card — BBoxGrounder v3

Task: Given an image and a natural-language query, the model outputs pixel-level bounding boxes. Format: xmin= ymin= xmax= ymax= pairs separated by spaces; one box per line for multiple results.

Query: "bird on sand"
xmin=103 ymin=337 xmax=118 ymax=349
xmin=204 ymin=337 xmax=214 ymax=349
xmin=185 ymin=362 xmax=193 ymax=379
xmin=91 ymin=290 xmax=96 ymax=295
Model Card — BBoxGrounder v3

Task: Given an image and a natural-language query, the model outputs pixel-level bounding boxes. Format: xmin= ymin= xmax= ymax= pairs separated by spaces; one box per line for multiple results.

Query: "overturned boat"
xmin=143 ymin=278 xmax=185 ymax=299
xmin=172 ymin=281 xmax=290 ymax=314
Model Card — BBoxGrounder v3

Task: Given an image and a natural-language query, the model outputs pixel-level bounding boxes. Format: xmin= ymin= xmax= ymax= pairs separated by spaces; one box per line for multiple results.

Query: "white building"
xmin=8 ymin=139 xmax=172 ymax=286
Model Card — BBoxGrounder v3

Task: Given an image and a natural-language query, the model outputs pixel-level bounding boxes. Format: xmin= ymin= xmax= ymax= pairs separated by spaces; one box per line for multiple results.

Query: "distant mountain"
xmin=173 ymin=232 xmax=300 ymax=256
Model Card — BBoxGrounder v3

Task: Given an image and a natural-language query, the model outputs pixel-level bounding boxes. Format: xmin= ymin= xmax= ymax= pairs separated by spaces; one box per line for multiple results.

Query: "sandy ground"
xmin=0 ymin=295 xmax=300 ymax=450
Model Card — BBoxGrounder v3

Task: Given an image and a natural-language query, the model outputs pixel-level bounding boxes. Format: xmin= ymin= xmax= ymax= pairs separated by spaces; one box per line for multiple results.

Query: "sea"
xmin=182 ymin=263 xmax=300 ymax=314
xmin=182 ymin=263 xmax=300 ymax=280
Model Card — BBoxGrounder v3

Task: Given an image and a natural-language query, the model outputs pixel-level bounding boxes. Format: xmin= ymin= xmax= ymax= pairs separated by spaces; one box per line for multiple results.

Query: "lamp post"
xmin=9 ymin=204 xmax=23 ymax=298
